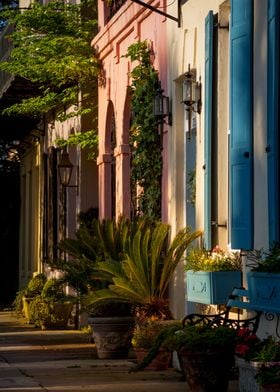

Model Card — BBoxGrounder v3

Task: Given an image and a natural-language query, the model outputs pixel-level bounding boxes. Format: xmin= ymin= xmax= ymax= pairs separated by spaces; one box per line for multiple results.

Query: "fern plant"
xmin=85 ymin=223 xmax=201 ymax=320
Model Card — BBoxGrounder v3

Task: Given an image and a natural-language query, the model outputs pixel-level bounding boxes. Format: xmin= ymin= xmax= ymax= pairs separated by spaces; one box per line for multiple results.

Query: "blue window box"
xmin=247 ymin=272 xmax=280 ymax=312
xmin=186 ymin=270 xmax=242 ymax=305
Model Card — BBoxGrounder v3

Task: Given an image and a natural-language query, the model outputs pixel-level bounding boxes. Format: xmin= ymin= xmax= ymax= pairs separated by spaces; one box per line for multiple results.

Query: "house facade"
xmin=1 ymin=0 xmax=279 ymax=335
xmin=0 ymin=1 xmax=99 ymax=299
xmin=167 ymin=0 xmax=280 ymax=327
xmin=93 ymin=0 xmax=280 ymax=327
xmin=92 ymin=0 xmax=169 ymax=221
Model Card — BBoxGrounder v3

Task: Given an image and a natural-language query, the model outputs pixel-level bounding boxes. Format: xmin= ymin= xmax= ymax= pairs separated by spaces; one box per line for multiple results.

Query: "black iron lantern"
xmin=182 ymin=64 xmax=196 ymax=108
xmin=153 ymin=84 xmax=172 ymax=126
xmin=58 ymin=150 xmax=74 ymax=187
xmin=182 ymin=64 xmax=202 ymax=139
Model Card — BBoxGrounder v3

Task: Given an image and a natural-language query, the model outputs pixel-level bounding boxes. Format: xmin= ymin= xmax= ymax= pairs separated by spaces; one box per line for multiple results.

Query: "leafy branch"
xmin=55 ymin=130 xmax=98 ymax=160
xmin=0 ymin=0 xmax=100 ymax=120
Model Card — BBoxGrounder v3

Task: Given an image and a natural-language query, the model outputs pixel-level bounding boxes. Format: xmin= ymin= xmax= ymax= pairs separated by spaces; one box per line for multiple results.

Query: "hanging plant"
xmin=125 ymin=41 xmax=162 ymax=220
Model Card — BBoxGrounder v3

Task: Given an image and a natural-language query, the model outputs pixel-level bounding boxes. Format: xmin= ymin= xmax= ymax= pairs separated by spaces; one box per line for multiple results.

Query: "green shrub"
xmin=25 ymin=274 xmax=47 ymax=297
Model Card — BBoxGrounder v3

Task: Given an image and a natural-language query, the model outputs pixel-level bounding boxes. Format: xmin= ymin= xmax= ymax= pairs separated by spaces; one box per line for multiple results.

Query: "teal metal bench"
xmin=227 ymin=287 xmax=280 ymax=314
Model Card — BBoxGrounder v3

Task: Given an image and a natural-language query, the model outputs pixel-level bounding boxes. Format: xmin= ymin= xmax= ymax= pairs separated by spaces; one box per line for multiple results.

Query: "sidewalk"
xmin=0 ymin=311 xmax=239 ymax=391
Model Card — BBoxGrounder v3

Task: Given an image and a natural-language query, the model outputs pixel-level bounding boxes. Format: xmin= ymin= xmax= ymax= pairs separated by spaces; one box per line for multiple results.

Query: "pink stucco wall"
xmin=92 ymin=0 xmax=168 ymax=220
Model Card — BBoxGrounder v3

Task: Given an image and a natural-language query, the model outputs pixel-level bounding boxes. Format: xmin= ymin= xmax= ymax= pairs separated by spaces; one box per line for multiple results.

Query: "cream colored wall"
xmin=168 ymin=0 xmax=271 ymax=319
xmin=47 ymin=115 xmax=80 ymax=240
xmin=19 ymin=144 xmax=42 ymax=289
xmin=167 ymin=0 xmax=224 ymax=319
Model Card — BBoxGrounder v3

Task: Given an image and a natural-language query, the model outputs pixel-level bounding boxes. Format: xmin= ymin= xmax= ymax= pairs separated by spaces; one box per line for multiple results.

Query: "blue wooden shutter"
xmin=267 ymin=0 xmax=280 ymax=244
xmin=230 ymin=0 xmax=253 ymax=250
xmin=204 ymin=11 xmax=214 ymax=250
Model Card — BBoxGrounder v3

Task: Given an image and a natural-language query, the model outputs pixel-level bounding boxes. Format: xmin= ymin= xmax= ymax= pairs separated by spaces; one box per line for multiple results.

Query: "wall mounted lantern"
xmin=153 ymin=84 xmax=172 ymax=148
xmin=58 ymin=149 xmax=79 ymax=193
xmin=58 ymin=149 xmax=74 ymax=187
xmin=58 ymin=149 xmax=78 ymax=243
xmin=182 ymin=64 xmax=202 ymax=138
xmin=153 ymin=84 xmax=172 ymax=126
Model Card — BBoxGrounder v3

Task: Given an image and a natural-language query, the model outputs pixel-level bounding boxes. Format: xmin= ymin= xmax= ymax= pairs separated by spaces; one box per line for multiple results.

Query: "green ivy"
xmin=0 ymin=0 xmax=99 ymax=120
xmin=125 ymin=41 xmax=162 ymax=220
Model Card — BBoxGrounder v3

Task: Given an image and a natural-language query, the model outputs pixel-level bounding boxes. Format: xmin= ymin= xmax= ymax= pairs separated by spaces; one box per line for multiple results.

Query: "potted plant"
xmin=246 ymin=244 xmax=280 ymax=312
xmin=29 ymin=278 xmax=73 ymax=330
xmin=131 ymin=319 xmax=174 ymax=370
xmin=235 ymin=328 xmax=280 ymax=392
xmin=160 ymin=324 xmax=237 ymax=391
xmin=55 ymin=216 xmax=144 ymax=358
xmin=84 ymin=219 xmax=201 ymax=359
xmin=85 ymin=222 xmax=201 ymax=321
xmin=12 ymin=273 xmax=47 ymax=322
xmin=185 ymin=245 xmax=242 ymax=305
xmin=235 ymin=327 xmax=263 ymax=392
xmin=255 ymin=364 xmax=280 ymax=391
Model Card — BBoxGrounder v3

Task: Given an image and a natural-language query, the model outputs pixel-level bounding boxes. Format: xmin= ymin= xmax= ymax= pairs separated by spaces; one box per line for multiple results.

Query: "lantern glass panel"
xmin=59 ymin=166 xmax=73 ymax=187
xmin=58 ymin=151 xmax=74 ymax=186
xmin=153 ymin=93 xmax=164 ymax=117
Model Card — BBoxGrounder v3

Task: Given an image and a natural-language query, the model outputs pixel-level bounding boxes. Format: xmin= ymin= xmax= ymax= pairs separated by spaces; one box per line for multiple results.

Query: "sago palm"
xmin=85 ymin=223 xmax=201 ymax=320
xmin=51 ymin=216 xmax=151 ymax=294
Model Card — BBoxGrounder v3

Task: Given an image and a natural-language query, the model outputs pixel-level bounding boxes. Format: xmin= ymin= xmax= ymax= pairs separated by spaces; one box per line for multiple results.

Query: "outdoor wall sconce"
xmin=58 ymin=149 xmax=78 ymax=194
xmin=182 ymin=64 xmax=202 ymax=138
xmin=153 ymin=84 xmax=172 ymax=126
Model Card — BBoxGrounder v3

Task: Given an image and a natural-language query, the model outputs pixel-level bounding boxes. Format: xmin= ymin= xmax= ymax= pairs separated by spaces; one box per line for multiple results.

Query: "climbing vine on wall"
xmin=125 ymin=41 xmax=162 ymax=220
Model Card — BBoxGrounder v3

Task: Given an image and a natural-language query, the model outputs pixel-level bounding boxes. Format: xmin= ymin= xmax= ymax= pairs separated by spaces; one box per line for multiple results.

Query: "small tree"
xmin=0 ymin=0 xmax=99 ymax=126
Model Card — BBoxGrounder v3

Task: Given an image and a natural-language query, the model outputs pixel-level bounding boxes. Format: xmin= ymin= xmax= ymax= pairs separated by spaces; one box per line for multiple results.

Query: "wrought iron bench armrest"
xmin=182 ymin=288 xmax=261 ymax=333
xmin=182 ymin=308 xmax=230 ymax=328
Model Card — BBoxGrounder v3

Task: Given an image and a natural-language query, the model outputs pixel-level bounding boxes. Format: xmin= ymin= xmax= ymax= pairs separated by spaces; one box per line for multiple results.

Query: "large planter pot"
xmin=89 ymin=316 xmax=135 ymax=359
xmin=134 ymin=348 xmax=171 ymax=370
xmin=236 ymin=357 xmax=280 ymax=392
xmin=186 ymin=270 xmax=242 ymax=304
xmin=247 ymin=272 xmax=280 ymax=312
xmin=40 ymin=302 xmax=73 ymax=330
xmin=179 ymin=346 xmax=234 ymax=391
xmin=235 ymin=357 xmax=261 ymax=392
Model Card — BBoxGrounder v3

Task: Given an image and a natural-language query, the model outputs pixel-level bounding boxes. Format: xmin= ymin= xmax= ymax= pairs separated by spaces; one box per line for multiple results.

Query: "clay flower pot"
xmin=134 ymin=348 xmax=171 ymax=371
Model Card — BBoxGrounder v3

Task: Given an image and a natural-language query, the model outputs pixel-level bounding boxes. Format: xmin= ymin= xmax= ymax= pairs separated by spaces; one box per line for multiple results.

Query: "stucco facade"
xmin=92 ymin=0 xmax=169 ymax=220
xmin=167 ymin=0 xmax=280 ymax=330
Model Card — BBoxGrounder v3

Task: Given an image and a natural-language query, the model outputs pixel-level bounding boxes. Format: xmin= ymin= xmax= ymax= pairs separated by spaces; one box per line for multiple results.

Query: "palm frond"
xmin=97 ymin=260 xmax=124 ymax=278
xmin=84 ymin=289 xmax=125 ymax=307
xmin=110 ymin=278 xmax=147 ymax=303
xmin=159 ymin=228 xmax=202 ymax=295
xmin=121 ymin=256 xmax=150 ymax=297
xmin=150 ymin=223 xmax=170 ymax=295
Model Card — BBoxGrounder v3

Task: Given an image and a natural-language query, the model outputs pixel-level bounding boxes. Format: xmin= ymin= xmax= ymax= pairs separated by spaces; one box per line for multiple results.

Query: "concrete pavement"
xmin=0 ymin=311 xmax=239 ymax=391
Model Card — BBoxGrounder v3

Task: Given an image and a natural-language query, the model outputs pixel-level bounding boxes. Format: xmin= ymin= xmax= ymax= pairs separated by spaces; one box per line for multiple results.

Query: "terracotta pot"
xmin=89 ymin=316 xmax=135 ymax=359
xmin=134 ymin=348 xmax=171 ymax=370
xmin=179 ymin=347 xmax=234 ymax=392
